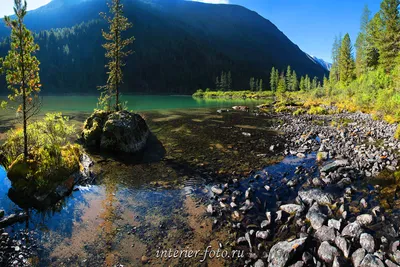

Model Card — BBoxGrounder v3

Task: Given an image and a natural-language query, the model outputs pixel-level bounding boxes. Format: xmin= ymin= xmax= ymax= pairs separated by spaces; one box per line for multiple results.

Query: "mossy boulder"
xmin=82 ymin=110 xmax=110 ymax=147
xmin=82 ymin=110 xmax=149 ymax=154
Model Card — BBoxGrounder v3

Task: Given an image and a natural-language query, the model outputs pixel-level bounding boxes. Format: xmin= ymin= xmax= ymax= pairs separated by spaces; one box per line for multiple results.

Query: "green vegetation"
xmin=0 ymin=0 xmax=42 ymax=162
xmin=3 ymin=113 xmax=80 ymax=194
xmin=98 ymin=0 xmax=134 ymax=112
xmin=215 ymin=71 xmax=232 ymax=91
xmin=293 ymin=108 xmax=306 ymax=116
xmin=307 ymin=106 xmax=328 ymax=115
xmin=193 ymin=89 xmax=274 ymax=99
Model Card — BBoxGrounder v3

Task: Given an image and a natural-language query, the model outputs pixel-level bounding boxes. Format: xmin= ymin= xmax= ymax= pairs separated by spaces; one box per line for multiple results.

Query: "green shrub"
xmin=293 ymin=108 xmax=306 ymax=116
xmin=395 ymin=125 xmax=400 ymax=140
xmin=307 ymin=106 xmax=328 ymax=115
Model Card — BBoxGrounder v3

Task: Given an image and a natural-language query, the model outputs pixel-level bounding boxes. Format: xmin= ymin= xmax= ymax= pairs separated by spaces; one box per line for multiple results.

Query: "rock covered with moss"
xmin=82 ymin=110 xmax=149 ymax=154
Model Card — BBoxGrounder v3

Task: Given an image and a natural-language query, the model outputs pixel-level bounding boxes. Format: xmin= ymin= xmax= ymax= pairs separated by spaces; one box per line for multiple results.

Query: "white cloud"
xmin=192 ymin=0 xmax=229 ymax=4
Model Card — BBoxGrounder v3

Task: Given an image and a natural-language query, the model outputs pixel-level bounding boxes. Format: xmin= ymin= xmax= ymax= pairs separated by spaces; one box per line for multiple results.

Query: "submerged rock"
xmin=298 ymin=189 xmax=333 ymax=205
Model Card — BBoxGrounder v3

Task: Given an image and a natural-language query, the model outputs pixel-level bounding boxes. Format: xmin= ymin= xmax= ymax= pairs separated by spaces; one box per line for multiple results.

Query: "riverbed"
xmin=1 ymin=96 xmax=400 ymax=266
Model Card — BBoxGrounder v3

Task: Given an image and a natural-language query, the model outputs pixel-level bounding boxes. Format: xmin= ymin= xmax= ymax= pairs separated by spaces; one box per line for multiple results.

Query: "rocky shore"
xmin=206 ymin=108 xmax=400 ymax=267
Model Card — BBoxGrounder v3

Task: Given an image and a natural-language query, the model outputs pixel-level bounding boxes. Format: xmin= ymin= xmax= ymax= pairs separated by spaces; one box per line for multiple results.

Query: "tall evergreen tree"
xmin=215 ymin=76 xmax=220 ymax=90
xmin=355 ymin=5 xmax=371 ymax=77
xmin=99 ymin=0 xmax=134 ymax=111
xmin=291 ymin=71 xmax=298 ymax=91
xmin=365 ymin=13 xmax=382 ymax=69
xmin=339 ymin=33 xmax=355 ymax=85
xmin=330 ymin=35 xmax=342 ymax=83
xmin=299 ymin=76 xmax=306 ymax=91
xmin=286 ymin=65 xmax=292 ymax=89
xmin=378 ymin=0 xmax=400 ymax=72
xmin=259 ymin=79 xmax=263 ymax=91
xmin=250 ymin=77 xmax=255 ymax=91
xmin=277 ymin=74 xmax=286 ymax=93
xmin=0 ymin=0 xmax=42 ymax=161
xmin=220 ymin=71 xmax=227 ymax=91
xmin=227 ymin=71 xmax=232 ymax=91
xmin=270 ymin=67 xmax=278 ymax=91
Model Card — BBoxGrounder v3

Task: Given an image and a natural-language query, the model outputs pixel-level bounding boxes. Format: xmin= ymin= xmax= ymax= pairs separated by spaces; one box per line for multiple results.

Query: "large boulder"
xmin=82 ymin=110 xmax=149 ymax=154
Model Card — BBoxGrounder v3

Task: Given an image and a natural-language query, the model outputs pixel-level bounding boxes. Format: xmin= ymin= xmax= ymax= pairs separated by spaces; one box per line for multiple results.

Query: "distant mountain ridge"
xmin=307 ymin=54 xmax=332 ymax=71
xmin=0 ymin=0 xmax=328 ymax=94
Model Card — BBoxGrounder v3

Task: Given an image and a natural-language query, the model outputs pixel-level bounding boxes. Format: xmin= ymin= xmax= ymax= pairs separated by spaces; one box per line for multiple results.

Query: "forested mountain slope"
xmin=0 ymin=0 xmax=328 ymax=94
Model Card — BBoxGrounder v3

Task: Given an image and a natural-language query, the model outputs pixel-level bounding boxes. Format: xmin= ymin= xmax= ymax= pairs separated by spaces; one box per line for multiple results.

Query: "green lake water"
xmin=1 ymin=95 xmax=270 ymax=115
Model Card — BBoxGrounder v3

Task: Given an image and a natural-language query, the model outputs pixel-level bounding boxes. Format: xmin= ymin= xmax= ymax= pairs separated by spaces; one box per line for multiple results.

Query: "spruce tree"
xmin=220 ymin=71 xmax=226 ymax=91
xmin=339 ymin=33 xmax=355 ymax=85
xmin=250 ymin=77 xmax=255 ymax=91
xmin=378 ymin=0 xmax=400 ymax=72
xmin=270 ymin=67 xmax=277 ymax=91
xmin=291 ymin=71 xmax=298 ymax=91
xmin=330 ymin=34 xmax=342 ymax=83
xmin=277 ymin=75 xmax=286 ymax=93
xmin=286 ymin=66 xmax=292 ymax=89
xmin=99 ymin=0 xmax=134 ymax=111
xmin=259 ymin=79 xmax=263 ymax=91
xmin=215 ymin=76 xmax=220 ymax=90
xmin=355 ymin=5 xmax=371 ymax=77
xmin=0 ymin=0 xmax=42 ymax=161
xmin=299 ymin=76 xmax=305 ymax=91
xmin=365 ymin=13 xmax=382 ymax=69
xmin=227 ymin=71 xmax=232 ymax=91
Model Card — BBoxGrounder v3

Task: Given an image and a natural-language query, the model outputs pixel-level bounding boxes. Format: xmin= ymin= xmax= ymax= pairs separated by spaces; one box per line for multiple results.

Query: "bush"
xmin=307 ymin=106 xmax=328 ymax=115
xmin=3 ymin=113 xmax=80 ymax=193
xmin=395 ymin=125 xmax=400 ymax=140
xmin=293 ymin=108 xmax=306 ymax=116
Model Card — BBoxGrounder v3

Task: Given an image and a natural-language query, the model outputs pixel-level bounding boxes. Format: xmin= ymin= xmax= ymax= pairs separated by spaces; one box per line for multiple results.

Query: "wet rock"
xmin=385 ymin=259 xmax=400 ymax=267
xmin=268 ymin=237 xmax=307 ymax=267
xmin=207 ymin=204 xmax=214 ymax=214
xmin=298 ymin=189 xmax=333 ymax=205
xmin=306 ymin=203 xmax=327 ymax=230
xmin=352 ymin=248 xmax=366 ymax=267
xmin=335 ymin=236 xmax=351 ymax=258
xmin=357 ymin=214 xmax=373 ymax=226
xmin=360 ymin=198 xmax=368 ymax=209
xmin=321 ymin=159 xmax=350 ymax=173
xmin=360 ymin=233 xmax=375 ymax=253
xmin=341 ymin=221 xmax=363 ymax=238
xmin=318 ymin=241 xmax=340 ymax=263
xmin=289 ymin=261 xmax=305 ymax=267
xmin=359 ymin=254 xmax=384 ymax=267
xmin=280 ymin=204 xmax=303 ymax=214
xmin=0 ymin=212 xmax=28 ymax=228
xmin=0 ymin=210 xmax=4 ymax=218
xmin=315 ymin=226 xmax=336 ymax=242
xmin=256 ymin=230 xmax=270 ymax=240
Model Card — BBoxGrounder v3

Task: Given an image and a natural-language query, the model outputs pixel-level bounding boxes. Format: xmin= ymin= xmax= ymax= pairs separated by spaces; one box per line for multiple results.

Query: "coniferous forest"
xmin=1 ymin=0 xmax=400 ymax=267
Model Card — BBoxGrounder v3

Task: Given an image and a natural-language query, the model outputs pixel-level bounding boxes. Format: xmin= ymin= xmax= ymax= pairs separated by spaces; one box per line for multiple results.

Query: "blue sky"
xmin=1 ymin=0 xmax=382 ymax=62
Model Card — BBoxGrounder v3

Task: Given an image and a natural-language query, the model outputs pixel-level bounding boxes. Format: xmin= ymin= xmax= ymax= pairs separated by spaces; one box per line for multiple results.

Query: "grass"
xmin=193 ymin=89 xmax=274 ymax=99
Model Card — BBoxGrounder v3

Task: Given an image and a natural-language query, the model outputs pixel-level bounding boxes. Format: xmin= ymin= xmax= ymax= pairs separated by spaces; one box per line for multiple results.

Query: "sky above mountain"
xmin=1 ymin=0 xmax=382 ymax=62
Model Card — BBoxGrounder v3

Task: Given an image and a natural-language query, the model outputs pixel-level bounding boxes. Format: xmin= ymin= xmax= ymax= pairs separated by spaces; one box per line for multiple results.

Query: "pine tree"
xmin=227 ymin=71 xmax=232 ymax=90
xmin=330 ymin=35 xmax=342 ymax=83
xmin=270 ymin=67 xmax=278 ymax=91
xmin=339 ymin=33 xmax=355 ymax=85
xmin=250 ymin=77 xmax=255 ymax=91
xmin=220 ymin=71 xmax=226 ymax=91
xmin=305 ymin=75 xmax=311 ymax=90
xmin=291 ymin=71 xmax=298 ymax=91
xmin=259 ymin=79 xmax=263 ymax=91
xmin=99 ymin=0 xmax=134 ymax=111
xmin=355 ymin=5 xmax=371 ymax=77
xmin=311 ymin=77 xmax=318 ymax=90
xmin=215 ymin=76 xmax=220 ymax=90
xmin=299 ymin=76 xmax=305 ymax=91
xmin=378 ymin=0 xmax=400 ymax=72
xmin=286 ymin=65 xmax=292 ymax=89
xmin=365 ymin=13 xmax=382 ymax=69
xmin=277 ymin=75 xmax=286 ymax=93
xmin=0 ymin=0 xmax=42 ymax=161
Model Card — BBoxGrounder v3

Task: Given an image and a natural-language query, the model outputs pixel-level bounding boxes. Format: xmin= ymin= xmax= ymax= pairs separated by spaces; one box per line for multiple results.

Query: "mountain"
xmin=307 ymin=54 xmax=332 ymax=71
xmin=0 ymin=0 xmax=328 ymax=94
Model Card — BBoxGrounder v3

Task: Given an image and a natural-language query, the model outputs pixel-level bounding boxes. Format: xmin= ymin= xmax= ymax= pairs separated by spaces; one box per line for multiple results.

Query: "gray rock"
xmin=341 ymin=221 xmax=363 ymax=238
xmin=335 ymin=235 xmax=351 ymax=258
xmin=211 ymin=186 xmax=224 ymax=195
xmin=357 ymin=214 xmax=373 ymax=226
xmin=359 ymin=254 xmax=384 ymax=267
xmin=298 ymin=189 xmax=333 ymax=205
xmin=318 ymin=241 xmax=340 ymax=263
xmin=352 ymin=248 xmax=366 ymax=267
xmin=254 ymin=259 xmax=265 ymax=267
xmin=256 ymin=230 xmax=270 ymax=240
xmin=315 ymin=226 xmax=336 ymax=242
xmin=333 ymin=256 xmax=348 ymax=267
xmin=289 ymin=261 xmax=305 ymax=267
xmin=280 ymin=204 xmax=303 ymax=214
xmin=321 ymin=159 xmax=350 ymax=173
xmin=268 ymin=237 xmax=307 ymax=267
xmin=328 ymin=219 xmax=342 ymax=231
xmin=306 ymin=203 xmax=327 ymax=230
xmin=207 ymin=204 xmax=214 ymax=214
xmin=385 ymin=259 xmax=400 ymax=267
xmin=99 ymin=110 xmax=149 ymax=154
xmin=360 ymin=233 xmax=375 ymax=253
